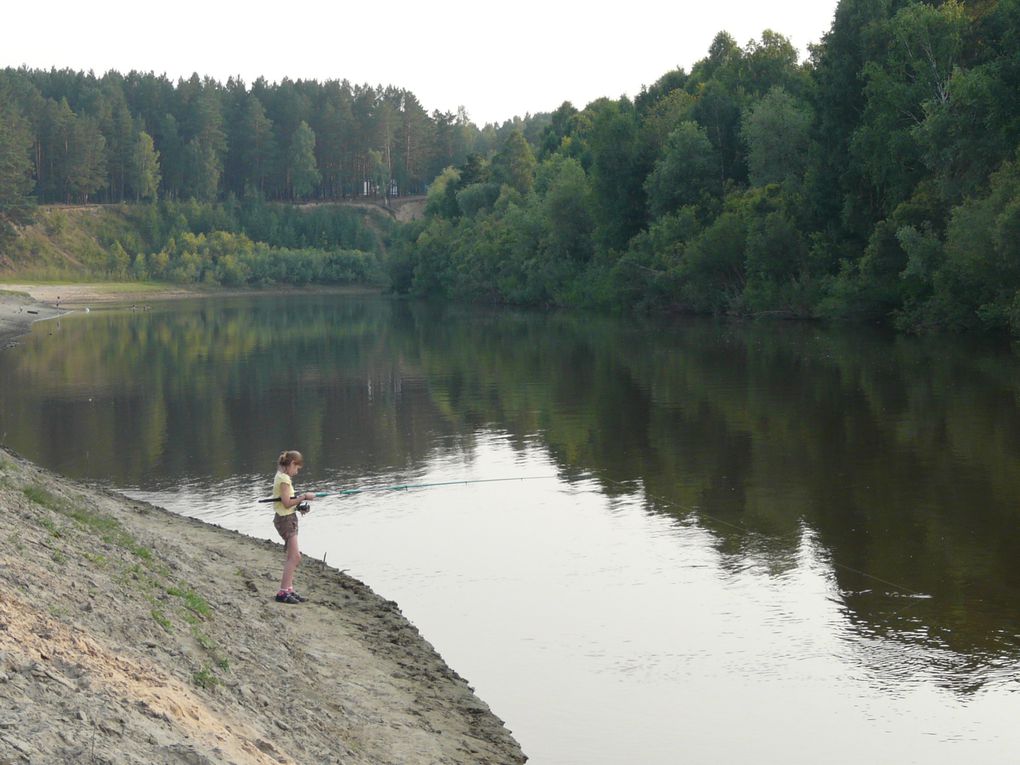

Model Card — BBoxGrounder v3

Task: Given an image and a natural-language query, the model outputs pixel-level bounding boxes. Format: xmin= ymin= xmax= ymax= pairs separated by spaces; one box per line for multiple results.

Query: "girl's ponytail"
xmin=278 ymin=450 xmax=303 ymax=468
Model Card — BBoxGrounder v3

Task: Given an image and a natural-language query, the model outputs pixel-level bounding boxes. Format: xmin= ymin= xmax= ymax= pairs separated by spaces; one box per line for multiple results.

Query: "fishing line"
xmin=262 ymin=469 xmax=926 ymax=609
xmin=256 ymin=474 xmax=558 ymax=503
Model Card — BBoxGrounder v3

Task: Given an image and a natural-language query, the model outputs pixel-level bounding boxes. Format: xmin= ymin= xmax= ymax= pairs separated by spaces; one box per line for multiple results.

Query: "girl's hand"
xmin=303 ymin=492 xmax=314 ymax=501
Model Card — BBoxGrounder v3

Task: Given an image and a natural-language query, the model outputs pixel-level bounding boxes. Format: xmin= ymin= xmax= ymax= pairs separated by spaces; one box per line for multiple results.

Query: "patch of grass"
xmin=191 ymin=628 xmax=216 ymax=651
xmin=147 ymin=561 xmax=172 ymax=580
xmin=45 ymin=211 xmax=66 ymax=235
xmin=191 ymin=666 xmax=219 ymax=690
xmin=26 ymin=494 xmax=157 ymax=565
xmin=102 ymin=527 xmax=137 ymax=550
xmin=167 ymin=586 xmax=212 ymax=619
xmin=24 ymin=485 xmax=63 ymax=511
xmin=51 ymin=549 xmax=66 ymax=564
xmin=189 ymin=628 xmax=228 ymax=674
xmin=67 ymin=506 xmax=155 ymax=562
xmin=67 ymin=507 xmax=120 ymax=534
xmin=82 ymin=551 xmax=109 ymax=568
xmin=151 ymin=609 xmax=173 ymax=633
xmin=86 ymin=281 xmax=169 ymax=295
xmin=119 ymin=563 xmax=166 ymax=594
xmin=39 ymin=517 xmax=62 ymax=538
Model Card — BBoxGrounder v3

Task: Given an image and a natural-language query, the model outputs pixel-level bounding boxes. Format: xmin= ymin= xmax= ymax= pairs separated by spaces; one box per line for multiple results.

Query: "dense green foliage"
xmin=2 ymin=0 xmax=1019 ymax=331
xmin=0 ymin=67 xmax=551 ymax=286
xmin=5 ymin=201 xmax=388 ymax=287
xmin=0 ymin=80 xmax=35 ymax=232
xmin=394 ymin=0 xmax=1020 ymax=334
xmin=0 ymin=67 xmax=550 ymax=208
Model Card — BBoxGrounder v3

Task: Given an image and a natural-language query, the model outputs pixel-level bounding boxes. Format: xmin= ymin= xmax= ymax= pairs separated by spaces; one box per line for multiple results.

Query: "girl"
xmin=272 ymin=450 xmax=315 ymax=604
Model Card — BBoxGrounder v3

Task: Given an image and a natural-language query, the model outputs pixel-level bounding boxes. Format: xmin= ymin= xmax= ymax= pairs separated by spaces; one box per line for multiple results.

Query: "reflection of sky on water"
xmin=130 ymin=434 xmax=1020 ymax=765
xmin=6 ymin=297 xmax=1020 ymax=763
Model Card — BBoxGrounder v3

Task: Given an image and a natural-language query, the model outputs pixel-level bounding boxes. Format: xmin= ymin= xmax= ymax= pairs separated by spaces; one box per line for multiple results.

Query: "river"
xmin=2 ymin=293 xmax=1020 ymax=763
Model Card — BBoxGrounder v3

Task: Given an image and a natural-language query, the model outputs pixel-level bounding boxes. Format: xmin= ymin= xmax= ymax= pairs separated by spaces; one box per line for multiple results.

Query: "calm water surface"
xmin=3 ymin=294 xmax=1020 ymax=763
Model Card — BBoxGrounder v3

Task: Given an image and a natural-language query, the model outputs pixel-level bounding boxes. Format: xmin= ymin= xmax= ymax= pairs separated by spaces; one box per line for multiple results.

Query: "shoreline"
xmin=0 ymin=287 xmax=527 ymax=764
xmin=0 ymin=282 xmax=213 ymax=349
xmin=0 ymin=288 xmax=67 ymax=349
xmin=0 ymin=282 xmax=382 ymax=348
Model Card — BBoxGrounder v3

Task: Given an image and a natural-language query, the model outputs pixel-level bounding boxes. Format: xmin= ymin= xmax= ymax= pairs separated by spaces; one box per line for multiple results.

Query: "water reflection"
xmin=3 ymin=295 xmax=1020 ymax=699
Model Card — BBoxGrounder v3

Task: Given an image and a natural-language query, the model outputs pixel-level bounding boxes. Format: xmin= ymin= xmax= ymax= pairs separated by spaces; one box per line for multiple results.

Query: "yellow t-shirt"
xmin=273 ymin=472 xmax=295 ymax=516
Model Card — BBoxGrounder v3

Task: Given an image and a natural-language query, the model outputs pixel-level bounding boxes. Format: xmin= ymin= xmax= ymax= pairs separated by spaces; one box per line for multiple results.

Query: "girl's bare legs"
xmin=280 ymin=534 xmax=301 ymax=591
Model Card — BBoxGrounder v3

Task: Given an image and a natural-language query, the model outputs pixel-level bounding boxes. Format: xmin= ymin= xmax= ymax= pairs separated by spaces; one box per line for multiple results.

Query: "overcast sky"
xmin=5 ymin=0 xmax=841 ymax=125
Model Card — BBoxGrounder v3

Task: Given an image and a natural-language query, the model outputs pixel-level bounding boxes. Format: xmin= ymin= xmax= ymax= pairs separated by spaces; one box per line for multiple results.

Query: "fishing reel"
xmin=297 ymin=501 xmax=311 ymax=514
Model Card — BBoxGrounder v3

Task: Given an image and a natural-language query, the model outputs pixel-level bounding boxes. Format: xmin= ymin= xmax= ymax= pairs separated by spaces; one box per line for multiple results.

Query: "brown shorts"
xmin=273 ymin=512 xmax=298 ymax=542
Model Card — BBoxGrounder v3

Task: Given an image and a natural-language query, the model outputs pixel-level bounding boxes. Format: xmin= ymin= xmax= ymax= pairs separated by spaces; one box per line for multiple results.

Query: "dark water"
xmin=4 ymin=294 xmax=1020 ymax=763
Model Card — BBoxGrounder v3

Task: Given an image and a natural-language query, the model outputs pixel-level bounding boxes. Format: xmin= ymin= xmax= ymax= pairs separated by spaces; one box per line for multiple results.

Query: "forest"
xmin=1 ymin=0 xmax=1019 ymax=332
xmin=0 ymin=68 xmax=546 ymax=286
xmin=0 ymin=68 xmax=546 ymax=205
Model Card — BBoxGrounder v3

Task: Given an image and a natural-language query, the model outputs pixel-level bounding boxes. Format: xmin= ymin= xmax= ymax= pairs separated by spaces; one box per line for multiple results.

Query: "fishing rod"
xmin=256 ymin=474 xmax=555 ymax=503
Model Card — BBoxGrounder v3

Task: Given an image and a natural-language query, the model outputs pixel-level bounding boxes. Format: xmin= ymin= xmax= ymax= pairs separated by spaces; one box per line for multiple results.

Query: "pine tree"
xmin=0 ymin=92 xmax=35 ymax=226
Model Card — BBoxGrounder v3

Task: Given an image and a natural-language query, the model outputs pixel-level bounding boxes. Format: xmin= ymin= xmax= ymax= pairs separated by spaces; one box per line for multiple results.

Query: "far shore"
xmin=0 ymin=281 xmax=382 ymax=348
xmin=0 ymin=288 xmax=66 ymax=349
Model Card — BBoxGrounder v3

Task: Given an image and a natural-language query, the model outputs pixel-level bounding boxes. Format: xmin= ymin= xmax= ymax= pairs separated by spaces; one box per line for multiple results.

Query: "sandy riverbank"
xmin=0 ymin=282 xmax=382 ymax=348
xmin=0 ymin=288 xmax=527 ymax=764
xmin=0 ymin=289 xmax=66 ymax=349
xmin=0 ymin=283 xmax=202 ymax=348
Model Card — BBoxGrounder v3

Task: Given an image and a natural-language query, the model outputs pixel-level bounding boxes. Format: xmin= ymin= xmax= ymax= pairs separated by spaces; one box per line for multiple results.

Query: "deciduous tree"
xmin=741 ymin=87 xmax=812 ymax=187
xmin=491 ymin=130 xmax=536 ymax=195
xmin=644 ymin=122 xmax=718 ymax=218
xmin=287 ymin=120 xmax=320 ymax=200
xmin=129 ymin=130 xmax=161 ymax=201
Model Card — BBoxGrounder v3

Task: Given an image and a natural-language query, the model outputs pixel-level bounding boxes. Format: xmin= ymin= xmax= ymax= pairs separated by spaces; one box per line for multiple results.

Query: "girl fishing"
xmin=272 ymin=450 xmax=316 ymax=604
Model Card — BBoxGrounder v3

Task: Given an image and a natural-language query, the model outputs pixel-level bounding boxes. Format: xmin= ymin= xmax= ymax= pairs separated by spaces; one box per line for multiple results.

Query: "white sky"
xmin=4 ymin=0 xmax=840 ymax=126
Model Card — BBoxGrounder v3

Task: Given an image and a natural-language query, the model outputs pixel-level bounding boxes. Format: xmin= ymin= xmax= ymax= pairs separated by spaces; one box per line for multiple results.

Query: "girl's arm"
xmin=279 ymin=483 xmax=314 ymax=509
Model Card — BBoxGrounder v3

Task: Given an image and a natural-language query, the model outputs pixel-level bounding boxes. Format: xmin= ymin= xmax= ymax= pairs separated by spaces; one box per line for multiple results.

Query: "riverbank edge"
xmin=0 ymin=288 xmax=66 ymax=349
xmin=0 ymin=282 xmax=384 ymax=348
xmin=0 ymin=287 xmax=527 ymax=764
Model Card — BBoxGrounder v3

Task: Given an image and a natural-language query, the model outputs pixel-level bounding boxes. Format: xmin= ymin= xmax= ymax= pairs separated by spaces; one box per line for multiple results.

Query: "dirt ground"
xmin=0 ymin=289 xmax=527 ymax=765
xmin=0 ymin=288 xmax=66 ymax=349
xmin=0 ymin=282 xmax=377 ymax=310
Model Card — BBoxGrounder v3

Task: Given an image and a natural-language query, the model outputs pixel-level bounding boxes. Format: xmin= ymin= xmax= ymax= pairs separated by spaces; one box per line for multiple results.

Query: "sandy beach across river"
xmin=0 ymin=282 xmax=204 ymax=347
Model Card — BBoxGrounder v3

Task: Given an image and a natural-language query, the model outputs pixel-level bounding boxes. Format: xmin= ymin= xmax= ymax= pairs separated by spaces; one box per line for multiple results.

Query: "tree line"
xmin=6 ymin=198 xmax=390 ymax=287
xmin=0 ymin=66 xmax=547 ymax=290
xmin=392 ymin=0 xmax=1020 ymax=334
xmin=2 ymin=0 xmax=1019 ymax=334
xmin=0 ymin=67 xmax=548 ymax=210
